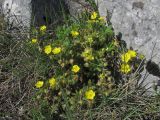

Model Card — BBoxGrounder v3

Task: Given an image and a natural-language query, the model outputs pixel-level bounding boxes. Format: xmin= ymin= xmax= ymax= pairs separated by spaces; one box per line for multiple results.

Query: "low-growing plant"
xmin=26 ymin=9 xmax=148 ymax=119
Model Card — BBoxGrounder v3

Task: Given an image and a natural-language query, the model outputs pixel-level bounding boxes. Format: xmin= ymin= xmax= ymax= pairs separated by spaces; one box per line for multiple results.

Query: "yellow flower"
xmin=52 ymin=47 xmax=61 ymax=54
xmin=127 ymin=50 xmax=137 ymax=58
xmin=31 ymin=38 xmax=37 ymax=43
xmin=49 ymin=77 xmax=56 ymax=88
xmin=40 ymin=25 xmax=47 ymax=32
xmin=72 ymin=65 xmax=80 ymax=73
xmin=121 ymin=53 xmax=131 ymax=63
xmin=120 ymin=63 xmax=131 ymax=73
xmin=91 ymin=12 xmax=98 ymax=20
xmin=44 ymin=45 xmax=52 ymax=54
xmin=71 ymin=30 xmax=79 ymax=37
xmin=35 ymin=81 xmax=44 ymax=88
xmin=85 ymin=89 xmax=95 ymax=100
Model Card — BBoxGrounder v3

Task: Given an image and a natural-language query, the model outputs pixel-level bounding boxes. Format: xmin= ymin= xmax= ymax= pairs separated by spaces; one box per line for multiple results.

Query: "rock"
xmin=0 ymin=1 xmax=3 ymax=14
xmin=65 ymin=0 xmax=90 ymax=17
xmin=2 ymin=0 xmax=31 ymax=28
xmin=96 ymin=0 xmax=160 ymax=92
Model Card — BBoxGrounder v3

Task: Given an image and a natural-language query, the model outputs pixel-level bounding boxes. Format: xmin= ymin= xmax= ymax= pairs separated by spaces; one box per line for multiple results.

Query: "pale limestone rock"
xmin=66 ymin=0 xmax=90 ymax=17
xmin=2 ymin=0 xmax=31 ymax=27
xmin=96 ymin=0 xmax=160 ymax=92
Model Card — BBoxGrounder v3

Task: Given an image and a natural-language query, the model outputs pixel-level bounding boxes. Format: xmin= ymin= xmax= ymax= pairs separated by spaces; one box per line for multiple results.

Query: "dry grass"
xmin=0 ymin=14 xmax=34 ymax=119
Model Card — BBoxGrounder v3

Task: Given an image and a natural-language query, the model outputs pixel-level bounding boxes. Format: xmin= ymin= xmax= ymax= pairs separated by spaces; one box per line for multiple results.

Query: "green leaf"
xmin=105 ymin=26 xmax=114 ymax=36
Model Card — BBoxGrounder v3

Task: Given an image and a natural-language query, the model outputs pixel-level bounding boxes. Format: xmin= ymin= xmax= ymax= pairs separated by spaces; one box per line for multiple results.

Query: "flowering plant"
xmin=28 ymin=11 xmax=145 ymax=118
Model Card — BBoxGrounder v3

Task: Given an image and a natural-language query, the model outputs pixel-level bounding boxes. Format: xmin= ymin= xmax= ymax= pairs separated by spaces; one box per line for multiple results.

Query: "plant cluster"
xmin=27 ymin=11 xmax=145 ymax=119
